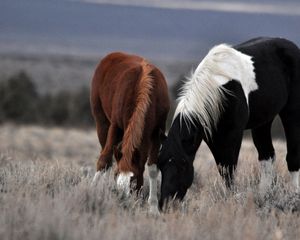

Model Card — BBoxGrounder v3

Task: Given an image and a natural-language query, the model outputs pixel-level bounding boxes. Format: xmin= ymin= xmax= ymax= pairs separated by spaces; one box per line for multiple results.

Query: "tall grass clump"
xmin=0 ymin=126 xmax=299 ymax=240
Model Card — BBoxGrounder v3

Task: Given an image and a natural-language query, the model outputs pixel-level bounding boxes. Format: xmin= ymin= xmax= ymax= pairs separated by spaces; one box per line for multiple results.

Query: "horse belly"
xmin=246 ymin=85 xmax=288 ymax=129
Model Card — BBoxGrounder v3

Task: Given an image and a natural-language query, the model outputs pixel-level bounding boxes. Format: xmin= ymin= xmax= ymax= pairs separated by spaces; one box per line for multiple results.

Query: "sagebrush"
xmin=0 ymin=125 xmax=299 ymax=240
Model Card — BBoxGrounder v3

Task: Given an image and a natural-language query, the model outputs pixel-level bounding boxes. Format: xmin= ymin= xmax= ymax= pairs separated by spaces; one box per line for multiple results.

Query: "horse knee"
xmin=148 ymin=164 xmax=158 ymax=179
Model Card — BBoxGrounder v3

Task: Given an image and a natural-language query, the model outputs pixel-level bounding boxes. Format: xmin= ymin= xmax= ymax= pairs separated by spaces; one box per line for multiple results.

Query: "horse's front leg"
xmin=147 ymin=164 xmax=159 ymax=214
xmin=147 ymin=132 xmax=161 ymax=215
xmin=208 ymin=129 xmax=244 ymax=188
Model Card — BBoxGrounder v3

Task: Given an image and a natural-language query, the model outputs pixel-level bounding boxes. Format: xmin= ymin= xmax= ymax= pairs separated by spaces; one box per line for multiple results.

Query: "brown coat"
xmin=90 ymin=52 xmax=170 ymax=189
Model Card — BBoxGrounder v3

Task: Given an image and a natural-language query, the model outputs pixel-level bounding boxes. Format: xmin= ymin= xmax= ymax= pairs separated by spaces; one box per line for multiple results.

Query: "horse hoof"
xmin=149 ymin=206 xmax=160 ymax=216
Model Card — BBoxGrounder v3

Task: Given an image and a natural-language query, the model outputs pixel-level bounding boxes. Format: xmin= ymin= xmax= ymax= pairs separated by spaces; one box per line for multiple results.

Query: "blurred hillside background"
xmin=0 ymin=0 xmax=300 ymax=135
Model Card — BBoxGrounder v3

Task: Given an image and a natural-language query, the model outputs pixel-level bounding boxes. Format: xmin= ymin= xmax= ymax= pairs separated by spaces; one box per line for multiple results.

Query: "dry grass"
xmin=0 ymin=124 xmax=300 ymax=240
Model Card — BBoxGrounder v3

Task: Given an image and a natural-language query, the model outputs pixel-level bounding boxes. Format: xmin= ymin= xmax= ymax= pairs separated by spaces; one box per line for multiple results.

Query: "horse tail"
xmin=118 ymin=61 xmax=154 ymax=174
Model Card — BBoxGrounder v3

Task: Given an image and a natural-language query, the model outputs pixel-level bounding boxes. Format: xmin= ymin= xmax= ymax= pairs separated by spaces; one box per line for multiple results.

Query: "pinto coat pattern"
xmin=158 ymin=37 xmax=300 ymax=207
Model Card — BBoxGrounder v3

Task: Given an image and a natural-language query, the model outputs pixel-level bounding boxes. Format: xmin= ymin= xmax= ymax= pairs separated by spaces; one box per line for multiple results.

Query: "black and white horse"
xmin=158 ymin=37 xmax=300 ymax=207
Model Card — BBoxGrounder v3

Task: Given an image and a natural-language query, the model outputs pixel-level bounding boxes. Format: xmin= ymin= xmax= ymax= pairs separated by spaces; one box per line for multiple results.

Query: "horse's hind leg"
xmin=91 ymin=96 xmax=111 ymax=182
xmin=92 ymin=123 xmax=120 ymax=183
xmin=251 ymin=120 xmax=275 ymax=192
xmin=96 ymin=123 xmax=120 ymax=171
xmin=280 ymin=112 xmax=300 ymax=189
xmin=91 ymin=89 xmax=110 ymax=148
xmin=252 ymin=120 xmax=275 ymax=161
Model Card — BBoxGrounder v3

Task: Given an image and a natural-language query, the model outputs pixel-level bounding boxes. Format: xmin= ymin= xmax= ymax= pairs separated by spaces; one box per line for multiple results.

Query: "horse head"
xmin=158 ymin=115 xmax=203 ymax=209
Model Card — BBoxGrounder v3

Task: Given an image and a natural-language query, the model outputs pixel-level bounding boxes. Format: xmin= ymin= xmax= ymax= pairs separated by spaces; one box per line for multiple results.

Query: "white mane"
xmin=174 ymin=44 xmax=257 ymax=136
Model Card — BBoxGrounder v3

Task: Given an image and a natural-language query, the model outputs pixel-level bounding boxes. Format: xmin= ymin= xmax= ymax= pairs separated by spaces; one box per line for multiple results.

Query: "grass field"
xmin=0 ymin=124 xmax=299 ymax=240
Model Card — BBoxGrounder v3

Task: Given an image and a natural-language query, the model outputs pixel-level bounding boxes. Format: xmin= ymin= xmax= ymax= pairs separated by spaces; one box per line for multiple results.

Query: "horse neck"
xmin=169 ymin=115 xmax=203 ymax=161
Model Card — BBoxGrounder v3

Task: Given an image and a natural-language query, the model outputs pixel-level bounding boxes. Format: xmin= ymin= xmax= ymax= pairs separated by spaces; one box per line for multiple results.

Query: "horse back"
xmin=91 ymin=52 xmax=169 ymax=132
xmin=234 ymin=38 xmax=300 ymax=128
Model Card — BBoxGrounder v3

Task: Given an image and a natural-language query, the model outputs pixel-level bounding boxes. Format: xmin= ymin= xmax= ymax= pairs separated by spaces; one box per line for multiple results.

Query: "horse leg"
xmin=251 ymin=120 xmax=275 ymax=192
xmin=96 ymin=123 xmax=119 ymax=171
xmin=95 ymin=114 xmax=109 ymax=152
xmin=205 ymin=80 xmax=248 ymax=188
xmin=147 ymin=130 xmax=161 ymax=214
xmin=135 ymin=163 xmax=145 ymax=192
xmin=93 ymin=123 xmax=118 ymax=184
xmin=91 ymin=97 xmax=111 ymax=182
xmin=280 ymin=112 xmax=300 ymax=189
xmin=92 ymin=123 xmax=120 ymax=184
xmin=91 ymin=92 xmax=110 ymax=148
xmin=208 ymin=129 xmax=244 ymax=188
xmin=91 ymin=95 xmax=111 ymax=166
xmin=117 ymin=148 xmax=145 ymax=195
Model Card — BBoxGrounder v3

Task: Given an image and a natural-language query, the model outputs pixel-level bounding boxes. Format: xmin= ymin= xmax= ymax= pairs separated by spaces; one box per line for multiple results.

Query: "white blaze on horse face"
xmin=148 ymin=164 xmax=159 ymax=214
xmin=259 ymin=158 xmax=274 ymax=194
xmin=290 ymin=171 xmax=299 ymax=189
xmin=116 ymin=171 xmax=133 ymax=195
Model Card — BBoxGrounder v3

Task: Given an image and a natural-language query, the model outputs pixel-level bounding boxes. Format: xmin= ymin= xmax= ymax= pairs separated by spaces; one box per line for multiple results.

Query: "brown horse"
xmin=90 ymin=52 xmax=170 ymax=213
